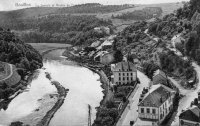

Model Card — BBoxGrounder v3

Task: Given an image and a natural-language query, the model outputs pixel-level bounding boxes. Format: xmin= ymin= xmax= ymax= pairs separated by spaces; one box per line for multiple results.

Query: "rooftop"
xmin=138 ymin=84 xmax=175 ymax=107
xmin=111 ymin=61 xmax=136 ymax=72
xmin=153 ymin=69 xmax=167 ymax=79
xmin=179 ymin=106 xmax=200 ymax=123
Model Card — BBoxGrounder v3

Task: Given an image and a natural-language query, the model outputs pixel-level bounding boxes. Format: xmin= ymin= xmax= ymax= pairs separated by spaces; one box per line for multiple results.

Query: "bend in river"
xmin=0 ymin=49 xmax=104 ymax=126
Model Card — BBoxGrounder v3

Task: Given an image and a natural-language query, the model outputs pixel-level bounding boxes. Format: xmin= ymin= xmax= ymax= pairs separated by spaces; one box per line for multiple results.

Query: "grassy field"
xmin=97 ymin=3 xmax=183 ymax=19
xmin=29 ymin=43 xmax=71 ymax=54
xmin=96 ymin=2 xmax=184 ymax=32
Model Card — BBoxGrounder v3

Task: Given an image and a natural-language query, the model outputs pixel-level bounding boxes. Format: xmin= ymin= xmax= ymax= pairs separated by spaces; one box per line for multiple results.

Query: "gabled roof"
xmin=112 ymin=61 xmax=136 ymax=72
xmin=138 ymin=84 xmax=175 ymax=107
xmin=153 ymin=69 xmax=167 ymax=79
xmin=179 ymin=106 xmax=200 ymax=123
xmin=153 ymin=69 xmax=168 ymax=85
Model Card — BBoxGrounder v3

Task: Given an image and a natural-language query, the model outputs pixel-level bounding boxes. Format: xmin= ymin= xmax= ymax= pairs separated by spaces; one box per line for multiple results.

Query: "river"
xmin=0 ymin=49 xmax=104 ymax=126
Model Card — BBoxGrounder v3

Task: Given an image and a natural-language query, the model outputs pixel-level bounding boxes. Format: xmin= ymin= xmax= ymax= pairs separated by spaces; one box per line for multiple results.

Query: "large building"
xmin=111 ymin=61 xmax=137 ymax=85
xmin=0 ymin=61 xmax=21 ymax=88
xmin=138 ymin=84 xmax=176 ymax=124
xmin=179 ymin=106 xmax=200 ymax=126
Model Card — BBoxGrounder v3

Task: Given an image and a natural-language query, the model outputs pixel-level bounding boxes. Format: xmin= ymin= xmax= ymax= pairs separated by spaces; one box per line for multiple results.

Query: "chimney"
xmin=160 ymin=97 xmax=163 ymax=103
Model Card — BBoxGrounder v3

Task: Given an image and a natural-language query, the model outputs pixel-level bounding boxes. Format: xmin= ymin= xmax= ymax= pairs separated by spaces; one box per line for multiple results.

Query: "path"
xmin=116 ymin=70 xmax=150 ymax=126
xmin=0 ymin=64 xmax=13 ymax=82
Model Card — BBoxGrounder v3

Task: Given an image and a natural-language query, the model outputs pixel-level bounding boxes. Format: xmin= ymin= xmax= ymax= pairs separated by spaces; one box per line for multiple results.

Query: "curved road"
xmin=171 ymin=62 xmax=200 ymax=125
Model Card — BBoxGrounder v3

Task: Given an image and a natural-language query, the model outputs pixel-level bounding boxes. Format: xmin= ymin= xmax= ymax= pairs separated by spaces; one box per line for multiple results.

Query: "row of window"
xmin=160 ymin=102 xmax=167 ymax=112
xmin=119 ymin=72 xmax=134 ymax=76
xmin=141 ymin=108 xmax=156 ymax=114
xmin=119 ymin=77 xmax=133 ymax=81
xmin=160 ymin=107 xmax=171 ymax=120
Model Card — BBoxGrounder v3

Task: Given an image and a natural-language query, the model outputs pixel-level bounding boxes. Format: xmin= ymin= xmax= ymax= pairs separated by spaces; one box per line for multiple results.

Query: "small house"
xmin=179 ymin=106 xmax=200 ymax=126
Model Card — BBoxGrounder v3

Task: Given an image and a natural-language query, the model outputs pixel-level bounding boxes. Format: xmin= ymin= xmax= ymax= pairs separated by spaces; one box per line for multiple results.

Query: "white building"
xmin=94 ymin=26 xmax=110 ymax=35
xmin=111 ymin=61 xmax=137 ymax=85
xmin=138 ymin=84 xmax=176 ymax=124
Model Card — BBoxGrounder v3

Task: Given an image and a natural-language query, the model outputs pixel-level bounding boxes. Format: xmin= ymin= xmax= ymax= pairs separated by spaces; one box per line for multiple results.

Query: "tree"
xmin=113 ymin=50 xmax=123 ymax=63
xmin=10 ymin=121 xmax=23 ymax=126
xmin=194 ymin=98 xmax=198 ymax=105
xmin=123 ymin=96 xmax=127 ymax=103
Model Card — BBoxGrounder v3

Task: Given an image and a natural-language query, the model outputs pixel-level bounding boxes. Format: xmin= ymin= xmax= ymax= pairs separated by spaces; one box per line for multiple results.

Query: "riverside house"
xmin=138 ymin=84 xmax=176 ymax=124
xmin=111 ymin=61 xmax=137 ymax=85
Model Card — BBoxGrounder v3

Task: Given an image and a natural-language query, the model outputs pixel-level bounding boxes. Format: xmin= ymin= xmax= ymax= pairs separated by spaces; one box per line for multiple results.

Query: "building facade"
xmin=111 ymin=61 xmax=137 ymax=85
xmin=138 ymin=84 xmax=176 ymax=124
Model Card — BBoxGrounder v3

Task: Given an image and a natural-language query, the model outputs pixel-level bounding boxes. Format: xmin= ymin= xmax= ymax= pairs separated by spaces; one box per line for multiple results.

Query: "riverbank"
xmin=0 ymin=70 xmax=40 ymax=111
xmin=37 ymin=72 xmax=68 ymax=126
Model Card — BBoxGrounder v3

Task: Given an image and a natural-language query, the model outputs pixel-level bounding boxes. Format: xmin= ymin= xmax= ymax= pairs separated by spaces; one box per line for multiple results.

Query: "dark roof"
xmin=112 ymin=61 xmax=136 ymax=72
xmin=138 ymin=84 xmax=175 ymax=107
xmin=179 ymin=106 xmax=200 ymax=123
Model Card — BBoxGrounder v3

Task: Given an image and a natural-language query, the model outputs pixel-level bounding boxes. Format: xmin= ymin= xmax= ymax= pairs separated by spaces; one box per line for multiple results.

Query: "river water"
xmin=0 ymin=49 xmax=103 ymax=126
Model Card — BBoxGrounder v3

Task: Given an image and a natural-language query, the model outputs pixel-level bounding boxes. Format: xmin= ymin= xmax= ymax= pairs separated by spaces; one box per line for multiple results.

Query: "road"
xmin=171 ymin=62 xmax=200 ymax=126
xmin=116 ymin=70 xmax=150 ymax=126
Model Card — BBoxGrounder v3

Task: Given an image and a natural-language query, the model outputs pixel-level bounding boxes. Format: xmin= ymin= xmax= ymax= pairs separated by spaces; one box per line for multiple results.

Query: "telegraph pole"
xmin=88 ymin=104 xmax=91 ymax=126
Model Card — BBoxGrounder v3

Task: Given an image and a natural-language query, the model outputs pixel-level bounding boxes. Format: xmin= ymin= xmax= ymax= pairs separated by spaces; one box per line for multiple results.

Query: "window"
xmin=160 ymin=114 xmax=162 ymax=119
xmin=131 ymin=73 xmax=133 ymax=76
xmin=123 ymin=77 xmax=125 ymax=81
xmin=119 ymin=77 xmax=121 ymax=81
xmin=119 ymin=73 xmax=121 ymax=76
xmin=119 ymin=82 xmax=121 ymax=85
xmin=152 ymin=109 xmax=156 ymax=114
xmin=147 ymin=108 xmax=150 ymax=113
xmin=131 ymin=77 xmax=133 ymax=81
xmin=123 ymin=73 xmax=125 ymax=76
xmin=127 ymin=77 xmax=129 ymax=80
xmin=141 ymin=108 xmax=144 ymax=113
xmin=127 ymin=73 xmax=129 ymax=76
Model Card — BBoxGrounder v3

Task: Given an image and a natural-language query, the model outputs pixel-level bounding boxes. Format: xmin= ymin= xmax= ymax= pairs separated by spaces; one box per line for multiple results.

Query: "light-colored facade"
xmin=111 ymin=61 xmax=137 ymax=85
xmin=138 ymin=84 xmax=176 ymax=124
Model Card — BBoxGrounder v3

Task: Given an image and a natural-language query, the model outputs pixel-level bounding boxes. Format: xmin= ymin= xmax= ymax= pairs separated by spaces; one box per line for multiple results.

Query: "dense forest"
xmin=148 ymin=0 xmax=200 ymax=65
xmin=0 ymin=15 xmax=113 ymax=46
xmin=0 ymin=28 xmax=43 ymax=76
xmin=113 ymin=7 xmax=163 ymax=20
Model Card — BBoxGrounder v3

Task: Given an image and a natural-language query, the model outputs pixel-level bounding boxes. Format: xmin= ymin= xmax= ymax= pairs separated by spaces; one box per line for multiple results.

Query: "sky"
xmin=0 ymin=0 xmax=189 ymax=11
